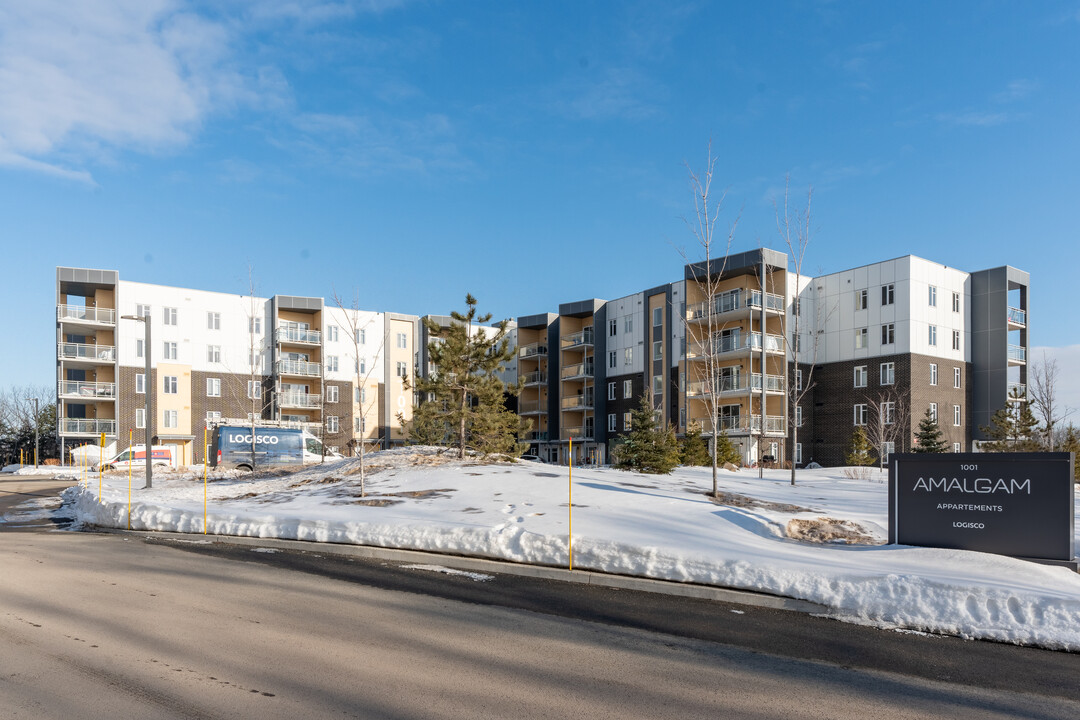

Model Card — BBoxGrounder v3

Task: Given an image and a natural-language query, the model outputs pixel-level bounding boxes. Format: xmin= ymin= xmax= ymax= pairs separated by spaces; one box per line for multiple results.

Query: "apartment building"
xmin=56 ymin=267 xmax=418 ymax=464
xmin=518 ymin=252 xmax=1029 ymax=467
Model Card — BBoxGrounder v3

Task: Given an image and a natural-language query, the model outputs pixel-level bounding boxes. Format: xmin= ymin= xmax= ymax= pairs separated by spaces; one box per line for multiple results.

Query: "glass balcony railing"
xmin=560 ymin=363 xmax=594 ymax=380
xmin=1007 ymin=345 xmax=1026 ymax=363
xmin=686 ymin=289 xmax=784 ymax=321
xmin=687 ymin=373 xmax=784 ymax=396
xmin=1007 ymin=307 xmax=1026 ymax=326
xmin=688 ymin=332 xmax=784 ymax=358
xmin=518 ymin=400 xmax=547 ymax=414
xmin=58 ymin=381 xmax=116 ymax=399
xmin=57 ymin=305 xmax=116 ymax=324
xmin=276 ymin=327 xmax=322 ymax=345
xmin=519 ymin=371 xmax=547 ymax=386
xmin=58 ymin=342 xmax=116 ymax=362
xmin=519 ymin=342 xmax=548 ymax=358
xmin=560 ymin=327 xmax=595 ymax=349
xmin=277 ymin=392 xmax=322 ymax=409
xmin=523 ymin=431 xmax=548 ymax=442
xmin=561 ymin=395 xmax=593 ymax=410
xmin=276 ymin=359 xmax=321 ymax=376
xmin=60 ymin=418 xmax=117 ymax=435
xmin=561 ymin=426 xmax=592 ymax=441
xmin=749 ymin=290 xmax=785 ymax=313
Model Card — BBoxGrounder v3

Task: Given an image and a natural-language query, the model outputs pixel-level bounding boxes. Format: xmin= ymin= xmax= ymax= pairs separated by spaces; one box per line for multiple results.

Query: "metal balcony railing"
xmin=523 ymin=431 xmax=548 ymax=442
xmin=57 ymin=305 xmax=116 ymax=324
xmin=688 ymin=332 xmax=784 ymax=359
xmin=58 ymin=342 xmax=116 ymax=362
xmin=1007 ymin=382 xmax=1028 ymax=401
xmin=60 ymin=418 xmax=117 ymax=435
xmin=561 ymin=426 xmax=592 ymax=441
xmin=519 ymin=342 xmax=548 ymax=359
xmin=560 ymin=363 xmax=594 ymax=380
xmin=519 ymin=371 xmax=547 ymax=386
xmin=1007 ymin=307 xmax=1026 ymax=326
xmin=686 ymin=373 xmax=784 ymax=397
xmin=561 ymin=395 xmax=593 ymax=410
xmin=560 ymin=327 xmax=594 ymax=349
xmin=277 ymin=392 xmax=322 ymax=409
xmin=686 ymin=289 xmax=742 ymax=321
xmin=276 ymin=327 xmax=322 ymax=345
xmin=276 ymin=359 xmax=321 ymax=377
xmin=281 ymin=420 xmax=323 ymax=432
xmin=58 ymin=381 xmax=116 ymax=399
xmin=518 ymin=400 xmax=547 ymax=414
xmin=1007 ymin=345 xmax=1026 ymax=363
xmin=748 ymin=290 xmax=785 ymax=313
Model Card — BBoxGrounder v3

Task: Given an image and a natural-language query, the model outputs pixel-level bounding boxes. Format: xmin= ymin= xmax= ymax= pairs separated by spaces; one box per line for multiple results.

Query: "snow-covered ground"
xmin=2 ymin=463 xmax=81 ymax=476
xmin=30 ymin=448 xmax=1080 ymax=651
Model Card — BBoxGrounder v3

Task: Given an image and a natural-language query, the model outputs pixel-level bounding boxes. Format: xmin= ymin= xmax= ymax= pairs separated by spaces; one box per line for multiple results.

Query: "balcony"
xmin=519 ymin=371 xmax=548 ymax=386
xmin=1007 ymin=345 xmax=1026 ymax=365
xmin=748 ymin=290 xmax=785 ymax=313
xmin=1007 ymin=383 xmax=1028 ymax=402
xmin=281 ymin=420 xmax=323 ymax=432
xmin=560 ymin=327 xmax=594 ymax=350
xmin=58 ymin=342 xmax=116 ymax=363
xmin=277 ymin=392 xmax=322 ymax=409
xmin=276 ymin=359 xmax=321 ymax=377
xmin=685 ymin=373 xmax=784 ymax=398
xmin=57 ymin=305 xmax=116 ymax=325
xmin=687 ymin=332 xmax=784 ymax=360
xmin=60 ymin=418 xmax=117 ymax=436
xmin=1007 ymin=307 xmax=1026 ymax=328
xmin=58 ymin=381 xmax=116 ymax=399
xmin=523 ymin=431 xmax=548 ymax=442
xmin=561 ymin=395 xmax=593 ymax=411
xmin=519 ymin=342 xmax=548 ymax=359
xmin=686 ymin=289 xmax=784 ymax=323
xmin=276 ymin=327 xmax=322 ymax=345
xmin=518 ymin=400 xmax=548 ymax=415
xmin=560 ymin=363 xmax=594 ymax=380
xmin=704 ymin=415 xmax=786 ymax=436
xmin=561 ymin=426 xmax=593 ymax=441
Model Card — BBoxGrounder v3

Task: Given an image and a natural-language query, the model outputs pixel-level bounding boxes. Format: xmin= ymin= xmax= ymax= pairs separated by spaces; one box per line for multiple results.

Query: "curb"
xmin=103 ymin=527 xmax=829 ymax=614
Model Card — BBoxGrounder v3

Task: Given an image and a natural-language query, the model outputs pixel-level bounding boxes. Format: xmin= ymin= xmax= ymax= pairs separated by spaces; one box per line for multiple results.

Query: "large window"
xmin=136 ymin=373 xmax=145 ymax=394
xmin=326 ymin=385 xmax=339 ymax=403
xmin=135 ymin=409 xmax=145 ymax=428
xmin=206 ymin=378 xmax=221 ymax=397
xmin=207 ymin=312 xmax=220 ymax=330
xmin=163 ymin=307 xmax=177 ymax=325
xmin=136 ymin=304 xmax=150 ymax=318
xmin=207 ymin=345 xmax=221 ymax=363
xmin=795 ymin=406 xmax=803 ymax=427
xmin=163 ymin=341 xmax=177 ymax=360
xmin=623 ymin=379 xmax=633 ymax=399
xmin=327 ymin=356 xmax=339 ymax=372
xmin=163 ymin=410 xmax=178 ymax=429
xmin=396 ymin=332 xmax=407 ymax=349
xmin=136 ymin=339 xmax=143 ymax=358
xmin=883 ymin=401 xmax=895 ymax=425
xmin=929 ymin=402 xmax=937 ymax=421
xmin=249 ymin=317 xmax=262 ymax=334
xmin=952 ymin=292 xmax=960 ymax=312
xmin=397 ymin=361 xmax=408 ymax=378
xmin=653 ymin=341 xmax=662 ymax=361
xmin=609 ymin=351 xmax=617 ymax=369
xmin=652 ymin=307 xmax=663 ymax=326
xmin=248 ymin=381 xmax=261 ymax=399
xmin=952 ymin=330 xmax=960 ymax=351
xmin=607 ymin=382 xmax=616 ymax=400
xmin=327 ymin=325 xmax=338 ymax=342
xmin=609 ymin=319 xmax=617 ymax=336
xmin=327 ymin=416 xmax=339 ymax=433
xmin=608 ymin=414 xmax=616 ymax=432
xmin=624 ymin=347 xmax=633 ymax=366
xmin=855 ymin=289 xmax=867 ymax=310
xmin=624 ymin=317 xmax=633 ymax=333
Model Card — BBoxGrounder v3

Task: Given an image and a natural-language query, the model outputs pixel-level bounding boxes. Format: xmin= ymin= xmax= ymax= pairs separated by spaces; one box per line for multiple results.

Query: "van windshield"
xmin=305 ymin=438 xmax=323 ymax=455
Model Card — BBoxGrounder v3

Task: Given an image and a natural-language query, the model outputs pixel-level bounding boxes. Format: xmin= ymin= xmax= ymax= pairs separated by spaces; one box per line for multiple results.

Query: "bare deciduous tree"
xmin=1028 ymin=353 xmax=1073 ymax=451
xmin=864 ymin=389 xmax=910 ymax=470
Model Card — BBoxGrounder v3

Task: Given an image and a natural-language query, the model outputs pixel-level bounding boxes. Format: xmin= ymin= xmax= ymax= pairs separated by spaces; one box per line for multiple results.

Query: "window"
xmin=249 ymin=317 xmax=262 ymax=334
xmin=883 ymin=401 xmax=895 ymax=425
xmin=249 ymin=350 xmax=261 ymax=371
xmin=881 ymin=284 xmax=894 ymax=305
xmin=609 ymin=319 xmax=617 ymax=336
xmin=653 ymin=341 xmax=662 ymax=360
xmin=354 ymin=417 xmax=362 ymax=432
xmin=854 ymin=404 xmax=867 ymax=426
xmin=396 ymin=332 xmax=407 ymax=349
xmin=608 ymin=413 xmax=616 ymax=432
xmin=608 ymin=382 xmax=616 ymax=400
xmin=163 ymin=410 xmax=177 ymax=429
xmin=136 ymin=304 xmax=150 ymax=318
xmin=795 ymin=443 xmax=803 ymax=465
xmin=855 ymin=289 xmax=867 ymax=310
xmin=206 ymin=411 xmax=221 ymax=423
xmin=327 ymin=325 xmax=338 ymax=342
xmin=396 ymin=361 xmax=408 ymax=378
xmin=952 ymin=292 xmax=960 ymax=313
xmin=653 ymin=375 xmax=663 ymax=394
xmin=928 ymin=325 xmax=937 ymax=346
xmin=883 ymin=441 xmax=895 ymax=461
xmin=207 ymin=312 xmax=220 ymax=330
xmin=136 ymin=339 xmax=143 ymax=359
xmin=793 ymin=298 xmax=801 ymax=316
xmin=929 ymin=402 xmax=937 ymax=421
xmin=356 ymin=358 xmax=366 ymax=374
xmin=360 ymin=387 xmax=367 ymax=404
xmin=163 ymin=307 xmax=177 ymax=325
xmin=855 ymin=328 xmax=868 ymax=349
xmin=795 ymin=406 xmax=803 ymax=427
xmin=357 ymin=329 xmax=366 ymax=344
xmin=881 ymin=323 xmax=894 ymax=345
xmin=247 ymin=381 xmax=261 ymax=399
xmin=163 ymin=375 xmax=177 ymax=394
xmin=880 ymin=362 xmax=894 ymax=385
xmin=327 ymin=356 xmax=339 ymax=372
xmin=795 ymin=369 xmax=802 ymax=391
xmin=623 ymin=379 xmax=633 ymax=399
xmin=327 ymin=416 xmax=339 ymax=433
xmin=953 ymin=404 xmax=961 ymax=427
xmin=953 ymin=442 xmax=961 ymax=453
xmin=207 ymin=345 xmax=221 ymax=363
xmin=854 ymin=365 xmax=867 ymax=388
xmin=624 ymin=317 xmax=633 ymax=333
xmin=652 ymin=307 xmax=663 ymax=326
xmin=609 ymin=351 xmax=616 ymax=369
xmin=206 ymin=378 xmax=221 ymax=397
xmin=928 ymin=285 xmax=937 ymax=307
xmin=624 ymin=347 xmax=633 ymax=366
xmin=136 ymin=374 xmax=145 ymax=394
xmin=135 ymin=409 xmax=145 ymax=428
xmin=952 ymin=330 xmax=960 ymax=351
xmin=929 ymin=363 xmax=938 ymax=386
xmin=623 ymin=412 xmax=632 ymax=430
xmin=163 ymin=341 xmax=177 ymax=360
xmin=954 ymin=367 xmax=961 ymax=389
xmin=326 ymin=386 xmax=339 ymax=403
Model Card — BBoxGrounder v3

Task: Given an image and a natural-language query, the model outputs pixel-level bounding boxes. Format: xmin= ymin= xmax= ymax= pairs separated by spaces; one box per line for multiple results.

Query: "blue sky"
xmin=2 ymin=0 xmax=1079 ymax=391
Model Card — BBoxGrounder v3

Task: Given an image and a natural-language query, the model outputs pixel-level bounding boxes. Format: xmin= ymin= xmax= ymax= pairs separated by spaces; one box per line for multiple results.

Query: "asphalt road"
xmin=2 ymin=475 xmax=1079 ymax=719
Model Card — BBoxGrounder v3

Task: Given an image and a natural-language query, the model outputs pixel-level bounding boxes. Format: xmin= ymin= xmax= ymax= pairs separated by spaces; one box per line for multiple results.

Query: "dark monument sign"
xmin=889 ymin=453 xmax=1075 ymax=568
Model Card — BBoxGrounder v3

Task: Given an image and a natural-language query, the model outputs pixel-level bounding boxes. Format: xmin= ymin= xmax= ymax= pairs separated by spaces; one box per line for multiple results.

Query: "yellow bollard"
xmin=568 ymin=436 xmax=573 ymax=571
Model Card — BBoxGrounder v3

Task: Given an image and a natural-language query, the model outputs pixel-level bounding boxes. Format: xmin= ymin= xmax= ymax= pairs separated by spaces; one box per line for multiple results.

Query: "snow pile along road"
xmin=59 ymin=447 xmax=1080 ymax=651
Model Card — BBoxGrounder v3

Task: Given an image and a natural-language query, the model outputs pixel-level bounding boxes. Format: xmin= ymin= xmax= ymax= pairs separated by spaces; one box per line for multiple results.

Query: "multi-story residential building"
xmin=518 ymin=252 xmax=1029 ymax=467
xmin=56 ymin=267 xmax=418 ymax=464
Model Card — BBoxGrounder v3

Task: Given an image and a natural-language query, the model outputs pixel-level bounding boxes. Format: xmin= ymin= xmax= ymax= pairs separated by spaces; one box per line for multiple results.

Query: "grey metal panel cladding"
xmin=518 ymin=313 xmax=557 ymax=329
xmin=276 ymin=295 xmax=323 ymax=312
xmin=547 ymin=320 xmax=560 ymax=434
xmin=970 ymin=267 xmax=1012 ymax=440
xmin=684 ymin=248 xmax=788 ymax=281
xmin=558 ymin=299 xmax=605 ymax=318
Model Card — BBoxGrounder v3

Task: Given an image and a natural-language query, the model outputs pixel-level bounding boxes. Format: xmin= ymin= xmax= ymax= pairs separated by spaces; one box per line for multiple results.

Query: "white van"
xmin=97 ymin=445 xmax=178 ymax=472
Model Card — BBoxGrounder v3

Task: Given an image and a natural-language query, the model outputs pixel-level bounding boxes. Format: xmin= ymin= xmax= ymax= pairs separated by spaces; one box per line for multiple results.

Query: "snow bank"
xmin=59 ymin=449 xmax=1080 ymax=651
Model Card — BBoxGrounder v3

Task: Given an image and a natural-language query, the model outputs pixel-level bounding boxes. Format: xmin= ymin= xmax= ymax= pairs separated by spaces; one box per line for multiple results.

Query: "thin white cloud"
xmin=934 ymin=111 xmax=1016 ymax=127
xmin=993 ymin=79 xmax=1039 ymax=104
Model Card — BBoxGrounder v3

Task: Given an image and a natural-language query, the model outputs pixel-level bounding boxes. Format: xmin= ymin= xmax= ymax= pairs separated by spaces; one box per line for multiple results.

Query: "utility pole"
xmin=122 ymin=312 xmax=154 ymax=489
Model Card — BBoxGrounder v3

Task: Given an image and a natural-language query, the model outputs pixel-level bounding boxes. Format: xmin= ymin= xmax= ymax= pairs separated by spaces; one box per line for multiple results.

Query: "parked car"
xmin=519 ymin=454 xmax=543 ymax=463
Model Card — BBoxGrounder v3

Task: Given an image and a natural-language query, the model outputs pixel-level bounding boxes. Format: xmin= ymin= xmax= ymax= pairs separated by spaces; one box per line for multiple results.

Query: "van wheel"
xmin=237 ymin=464 xmax=253 ymax=472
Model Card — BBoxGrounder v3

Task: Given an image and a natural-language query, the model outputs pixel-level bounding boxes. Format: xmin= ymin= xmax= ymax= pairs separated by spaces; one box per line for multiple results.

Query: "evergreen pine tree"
xmin=615 ymin=394 xmax=679 ymax=474
xmin=1059 ymin=425 xmax=1080 ymax=481
xmin=679 ymin=422 xmax=711 ymax=466
xmin=714 ymin=428 xmax=742 ymax=466
xmin=913 ymin=408 xmax=948 ymax=453
xmin=409 ymin=295 xmax=521 ymax=458
xmin=846 ymin=426 xmax=875 ymax=466
xmin=980 ymin=396 xmax=1042 ymax=452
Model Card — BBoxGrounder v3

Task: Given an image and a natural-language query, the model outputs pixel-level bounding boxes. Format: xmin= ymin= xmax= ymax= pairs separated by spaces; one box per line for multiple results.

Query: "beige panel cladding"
xmin=93 ymin=288 xmax=115 ymax=309
xmin=353 ymin=380 xmax=382 ymax=442
xmin=157 ymin=362 xmax=192 ymax=435
xmin=277 ymin=309 xmax=321 ymax=327
xmin=387 ymin=317 xmax=413 ymax=440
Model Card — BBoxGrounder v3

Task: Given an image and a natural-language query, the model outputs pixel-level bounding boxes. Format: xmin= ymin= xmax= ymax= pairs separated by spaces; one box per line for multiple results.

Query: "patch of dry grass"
xmin=703 ymin=491 xmax=813 ymax=514
xmin=786 ymin=516 xmax=878 ymax=545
